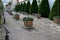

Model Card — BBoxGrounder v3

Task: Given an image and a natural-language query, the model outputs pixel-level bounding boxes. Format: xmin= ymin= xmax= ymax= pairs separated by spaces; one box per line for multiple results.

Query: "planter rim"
xmin=53 ymin=16 xmax=60 ymax=19
xmin=23 ymin=17 xmax=33 ymax=21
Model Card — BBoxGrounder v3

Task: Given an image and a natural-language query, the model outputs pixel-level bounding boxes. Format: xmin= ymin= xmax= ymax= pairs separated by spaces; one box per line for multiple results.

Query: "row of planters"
xmin=14 ymin=0 xmax=60 ymax=28
xmin=14 ymin=0 xmax=41 ymax=25
xmin=14 ymin=1 xmax=35 ymax=28
xmin=7 ymin=0 xmax=60 ymax=28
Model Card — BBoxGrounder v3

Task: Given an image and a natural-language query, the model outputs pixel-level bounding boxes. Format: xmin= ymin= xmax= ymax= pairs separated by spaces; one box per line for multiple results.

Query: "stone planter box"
xmin=8 ymin=11 xmax=12 ymax=15
xmin=24 ymin=21 xmax=33 ymax=27
xmin=53 ymin=16 xmax=60 ymax=24
xmin=32 ymin=13 xmax=37 ymax=16
xmin=23 ymin=17 xmax=33 ymax=28
xmin=37 ymin=14 xmax=41 ymax=19
xmin=15 ymin=14 xmax=20 ymax=20
xmin=54 ymin=19 xmax=60 ymax=24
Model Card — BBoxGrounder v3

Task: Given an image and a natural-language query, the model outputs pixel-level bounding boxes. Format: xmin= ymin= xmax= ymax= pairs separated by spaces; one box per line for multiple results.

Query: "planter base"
xmin=15 ymin=14 xmax=20 ymax=20
xmin=37 ymin=16 xmax=41 ymax=19
xmin=24 ymin=26 xmax=33 ymax=29
xmin=8 ymin=11 xmax=12 ymax=15
xmin=54 ymin=19 xmax=60 ymax=24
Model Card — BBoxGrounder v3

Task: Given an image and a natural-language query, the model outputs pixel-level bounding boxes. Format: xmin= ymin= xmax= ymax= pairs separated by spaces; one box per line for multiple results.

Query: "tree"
xmin=25 ymin=1 xmax=31 ymax=13
xmin=20 ymin=3 xmax=23 ymax=11
xmin=49 ymin=0 xmax=60 ymax=19
xmin=14 ymin=3 xmax=20 ymax=12
xmin=8 ymin=1 xmax=12 ymax=6
xmin=39 ymin=0 xmax=50 ymax=18
xmin=23 ymin=2 xmax=26 ymax=12
xmin=31 ymin=0 xmax=38 ymax=14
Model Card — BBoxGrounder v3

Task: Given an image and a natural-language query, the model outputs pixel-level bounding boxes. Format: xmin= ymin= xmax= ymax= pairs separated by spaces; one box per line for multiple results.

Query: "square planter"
xmin=32 ymin=13 xmax=37 ymax=16
xmin=23 ymin=17 xmax=33 ymax=27
xmin=24 ymin=21 xmax=33 ymax=27
xmin=15 ymin=14 xmax=20 ymax=20
xmin=53 ymin=16 xmax=60 ymax=24
xmin=37 ymin=14 xmax=41 ymax=19
xmin=8 ymin=11 xmax=12 ymax=15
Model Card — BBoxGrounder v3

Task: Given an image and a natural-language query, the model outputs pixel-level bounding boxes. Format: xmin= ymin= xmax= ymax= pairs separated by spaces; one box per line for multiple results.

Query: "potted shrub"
xmin=7 ymin=1 xmax=12 ymax=15
xmin=22 ymin=2 xmax=27 ymax=15
xmin=23 ymin=17 xmax=33 ymax=27
xmin=49 ymin=0 xmax=60 ymax=24
xmin=37 ymin=3 xmax=41 ymax=19
xmin=37 ymin=13 xmax=41 ymax=19
xmin=39 ymin=0 xmax=50 ymax=18
xmin=23 ymin=1 xmax=34 ymax=28
xmin=31 ymin=0 xmax=38 ymax=16
xmin=14 ymin=3 xmax=20 ymax=20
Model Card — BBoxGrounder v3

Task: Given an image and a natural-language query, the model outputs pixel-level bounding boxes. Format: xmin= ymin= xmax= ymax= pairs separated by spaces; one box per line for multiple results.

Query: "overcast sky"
xmin=2 ymin=0 xmax=55 ymax=9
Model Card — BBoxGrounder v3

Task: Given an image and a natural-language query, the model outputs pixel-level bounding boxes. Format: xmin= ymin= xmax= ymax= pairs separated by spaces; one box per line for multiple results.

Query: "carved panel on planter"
xmin=24 ymin=21 xmax=33 ymax=27
xmin=54 ymin=19 xmax=60 ymax=24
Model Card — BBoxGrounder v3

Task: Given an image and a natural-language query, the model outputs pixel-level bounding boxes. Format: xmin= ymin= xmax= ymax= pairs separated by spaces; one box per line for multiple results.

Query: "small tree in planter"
xmin=23 ymin=2 xmax=27 ymax=14
xmin=7 ymin=1 xmax=12 ymax=15
xmin=39 ymin=0 xmax=50 ymax=18
xmin=31 ymin=0 xmax=38 ymax=15
xmin=14 ymin=3 xmax=20 ymax=20
xmin=20 ymin=3 xmax=24 ymax=14
xmin=23 ymin=1 xmax=34 ymax=28
xmin=49 ymin=0 xmax=60 ymax=24
xmin=37 ymin=0 xmax=41 ymax=19
xmin=37 ymin=6 xmax=41 ymax=19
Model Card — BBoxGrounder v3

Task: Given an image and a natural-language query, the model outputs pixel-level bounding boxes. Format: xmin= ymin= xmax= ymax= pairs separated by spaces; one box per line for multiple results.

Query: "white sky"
xmin=2 ymin=0 xmax=55 ymax=9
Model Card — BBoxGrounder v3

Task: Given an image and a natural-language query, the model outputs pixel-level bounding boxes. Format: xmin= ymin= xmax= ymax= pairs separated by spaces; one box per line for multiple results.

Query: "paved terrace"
xmin=4 ymin=12 xmax=60 ymax=40
xmin=0 ymin=25 xmax=6 ymax=40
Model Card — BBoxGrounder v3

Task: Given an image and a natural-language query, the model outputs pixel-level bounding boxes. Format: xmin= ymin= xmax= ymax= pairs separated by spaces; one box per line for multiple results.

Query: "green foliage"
xmin=23 ymin=2 xmax=26 ymax=12
xmin=39 ymin=0 xmax=50 ymax=18
xmin=8 ymin=1 xmax=12 ymax=6
xmin=31 ymin=0 xmax=38 ymax=13
xmin=23 ymin=17 xmax=33 ymax=21
xmin=25 ymin=1 xmax=31 ymax=13
xmin=20 ymin=3 xmax=23 ymax=11
xmin=14 ymin=3 xmax=20 ymax=12
xmin=0 ymin=0 xmax=4 ymax=11
xmin=49 ymin=0 xmax=60 ymax=19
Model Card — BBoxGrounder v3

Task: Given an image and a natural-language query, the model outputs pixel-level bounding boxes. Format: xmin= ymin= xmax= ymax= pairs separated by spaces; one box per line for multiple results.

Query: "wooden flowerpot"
xmin=23 ymin=17 xmax=33 ymax=27
xmin=8 ymin=11 xmax=12 ymax=15
xmin=32 ymin=13 xmax=36 ymax=16
xmin=37 ymin=14 xmax=41 ymax=19
xmin=53 ymin=16 xmax=60 ymax=24
xmin=54 ymin=18 xmax=60 ymax=24
xmin=15 ymin=14 xmax=20 ymax=20
xmin=24 ymin=21 xmax=33 ymax=27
